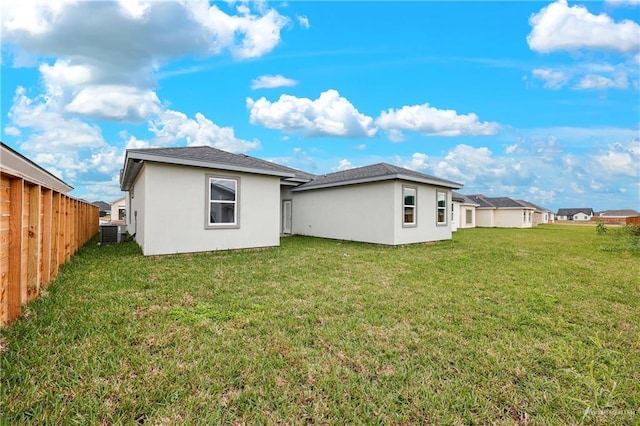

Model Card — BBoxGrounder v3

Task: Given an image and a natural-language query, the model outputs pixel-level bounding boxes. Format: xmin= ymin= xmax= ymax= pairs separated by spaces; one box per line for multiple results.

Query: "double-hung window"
xmin=206 ymin=175 xmax=239 ymax=228
xmin=403 ymin=186 xmax=417 ymax=226
xmin=436 ymin=191 xmax=447 ymax=225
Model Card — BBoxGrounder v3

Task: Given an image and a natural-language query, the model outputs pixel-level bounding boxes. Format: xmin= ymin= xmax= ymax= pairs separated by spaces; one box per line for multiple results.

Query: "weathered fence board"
xmin=0 ymin=171 xmax=98 ymax=326
xmin=626 ymin=216 xmax=640 ymax=225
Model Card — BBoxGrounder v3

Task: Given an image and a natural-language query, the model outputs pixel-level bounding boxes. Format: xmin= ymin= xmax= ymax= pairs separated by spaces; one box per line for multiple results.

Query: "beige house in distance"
xmin=467 ymin=195 xmax=536 ymax=228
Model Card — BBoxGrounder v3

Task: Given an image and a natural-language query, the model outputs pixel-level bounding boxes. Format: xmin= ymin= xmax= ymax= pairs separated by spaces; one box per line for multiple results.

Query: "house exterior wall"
xmin=459 ymin=205 xmax=476 ymax=229
xmin=532 ymin=211 xmax=542 ymax=226
xmin=475 ymin=209 xmax=495 ymax=227
xmin=292 ymin=181 xmax=396 ymax=244
xmin=127 ymin=165 xmax=146 ymax=249
xmin=573 ymin=212 xmax=591 ymax=221
xmin=451 ymin=200 xmax=460 ymax=232
xmin=291 ymin=181 xmax=453 ymax=245
xmin=110 ymin=197 xmax=126 ymax=221
xmin=393 ymin=182 xmax=452 ymax=244
xmin=130 ymin=162 xmax=281 ymax=256
xmin=494 ymin=209 xmax=533 ymax=228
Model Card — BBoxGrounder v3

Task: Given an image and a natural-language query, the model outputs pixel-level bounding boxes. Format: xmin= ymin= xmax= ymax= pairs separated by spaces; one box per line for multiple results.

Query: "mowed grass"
xmin=1 ymin=225 xmax=638 ymax=425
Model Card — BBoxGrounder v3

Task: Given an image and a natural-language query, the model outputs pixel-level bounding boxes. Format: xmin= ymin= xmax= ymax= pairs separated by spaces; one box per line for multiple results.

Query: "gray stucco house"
xmin=120 ymin=146 xmax=463 ymax=255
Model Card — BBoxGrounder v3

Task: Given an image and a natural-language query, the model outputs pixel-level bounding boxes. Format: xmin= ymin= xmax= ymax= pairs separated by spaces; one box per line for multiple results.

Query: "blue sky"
xmin=1 ymin=0 xmax=639 ymax=212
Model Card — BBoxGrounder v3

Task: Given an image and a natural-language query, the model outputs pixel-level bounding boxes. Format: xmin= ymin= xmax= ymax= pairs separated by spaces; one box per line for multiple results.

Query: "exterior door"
xmin=282 ymin=200 xmax=292 ymax=234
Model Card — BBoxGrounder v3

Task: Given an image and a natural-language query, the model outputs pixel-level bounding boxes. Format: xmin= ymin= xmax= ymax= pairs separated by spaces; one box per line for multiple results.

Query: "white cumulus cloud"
xmin=527 ymin=0 xmax=640 ymax=53
xmin=593 ymin=141 xmax=640 ymax=177
xmin=575 ymin=73 xmax=629 ymax=90
xmin=247 ymin=89 xmax=377 ymax=138
xmin=149 ymin=109 xmax=259 ymax=153
xmin=402 ymin=153 xmax=430 ymax=171
xmin=376 ymin=103 xmax=499 ymax=140
xmin=532 ymin=68 xmax=570 ymax=89
xmin=65 ymin=85 xmax=161 ymax=122
xmin=251 ymin=74 xmax=298 ymax=89
xmin=332 ymin=159 xmax=353 ymax=172
xmin=8 ymin=86 xmax=105 ymax=152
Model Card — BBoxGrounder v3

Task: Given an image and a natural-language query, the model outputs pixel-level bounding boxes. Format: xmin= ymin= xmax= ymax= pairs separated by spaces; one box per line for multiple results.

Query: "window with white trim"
xmin=465 ymin=209 xmax=473 ymax=225
xmin=403 ymin=186 xmax=416 ymax=226
xmin=206 ymin=176 xmax=239 ymax=228
xmin=436 ymin=190 xmax=447 ymax=225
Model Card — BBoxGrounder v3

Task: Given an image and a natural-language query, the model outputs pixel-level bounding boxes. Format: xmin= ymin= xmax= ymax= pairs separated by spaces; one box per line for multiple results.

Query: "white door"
xmin=282 ymin=200 xmax=292 ymax=234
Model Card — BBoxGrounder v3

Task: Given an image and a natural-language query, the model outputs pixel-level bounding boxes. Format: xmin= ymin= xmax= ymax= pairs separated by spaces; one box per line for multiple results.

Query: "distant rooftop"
xmin=293 ymin=163 xmax=463 ymax=191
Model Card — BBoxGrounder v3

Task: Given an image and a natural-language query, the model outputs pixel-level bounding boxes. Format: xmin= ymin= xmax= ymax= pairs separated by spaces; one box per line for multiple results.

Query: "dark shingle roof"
xmin=465 ymin=194 xmax=495 ymax=208
xmin=293 ymin=163 xmax=463 ymax=191
xmin=128 ymin=146 xmax=311 ymax=177
xmin=598 ymin=209 xmax=639 ymax=217
xmin=516 ymin=199 xmax=551 ymax=212
xmin=465 ymin=194 xmax=533 ymax=209
xmin=92 ymin=201 xmax=110 ymax=211
xmin=121 ymin=146 xmax=314 ymax=190
xmin=452 ymin=191 xmax=480 ymax=205
xmin=557 ymin=208 xmax=594 ymax=216
xmin=485 ymin=197 xmax=528 ymax=208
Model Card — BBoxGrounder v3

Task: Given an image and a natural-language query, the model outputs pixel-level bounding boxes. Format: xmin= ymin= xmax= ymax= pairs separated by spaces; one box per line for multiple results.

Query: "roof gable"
xmin=516 ymin=199 xmax=551 ymax=212
xmin=120 ymin=146 xmax=312 ymax=191
xmin=293 ymin=163 xmax=463 ymax=191
xmin=465 ymin=194 xmax=534 ymax=209
xmin=452 ymin=191 xmax=480 ymax=206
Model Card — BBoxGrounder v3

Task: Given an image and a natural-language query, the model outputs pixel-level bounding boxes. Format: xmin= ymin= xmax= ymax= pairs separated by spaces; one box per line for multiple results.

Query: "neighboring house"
xmin=288 ymin=163 xmax=463 ymax=245
xmin=452 ymin=191 xmax=479 ymax=231
xmin=119 ymin=146 xmax=463 ymax=255
xmin=516 ymin=200 xmax=554 ymax=225
xmin=92 ymin=201 xmax=110 ymax=217
xmin=110 ymin=197 xmax=126 ymax=222
xmin=597 ymin=209 xmax=639 ymax=218
xmin=466 ymin=195 xmax=536 ymax=228
xmin=556 ymin=208 xmax=594 ymax=221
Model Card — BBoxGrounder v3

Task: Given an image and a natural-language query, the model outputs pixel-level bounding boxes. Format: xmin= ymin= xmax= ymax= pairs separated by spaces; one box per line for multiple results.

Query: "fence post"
xmin=7 ymin=178 xmax=24 ymax=324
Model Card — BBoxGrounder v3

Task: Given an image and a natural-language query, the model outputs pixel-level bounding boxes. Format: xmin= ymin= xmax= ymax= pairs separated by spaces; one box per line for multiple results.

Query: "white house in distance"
xmin=556 ymin=208 xmax=594 ymax=221
xmin=466 ymin=195 xmax=536 ymax=228
xmin=119 ymin=146 xmax=463 ymax=255
xmin=110 ymin=197 xmax=126 ymax=222
xmin=517 ymin=200 xmax=554 ymax=225
xmin=597 ymin=209 xmax=639 ymax=219
xmin=452 ymin=191 xmax=479 ymax=231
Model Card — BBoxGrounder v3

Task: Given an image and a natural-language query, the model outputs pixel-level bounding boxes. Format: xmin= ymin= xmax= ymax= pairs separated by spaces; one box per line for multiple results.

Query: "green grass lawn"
xmin=2 ymin=225 xmax=639 ymax=425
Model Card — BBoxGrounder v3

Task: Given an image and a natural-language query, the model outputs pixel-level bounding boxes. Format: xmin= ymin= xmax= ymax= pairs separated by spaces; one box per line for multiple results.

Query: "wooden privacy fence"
xmin=0 ymin=171 xmax=99 ymax=327
xmin=627 ymin=216 xmax=640 ymax=225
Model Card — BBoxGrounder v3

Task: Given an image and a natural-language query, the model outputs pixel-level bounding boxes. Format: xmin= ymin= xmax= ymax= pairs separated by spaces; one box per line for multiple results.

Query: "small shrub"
xmin=622 ymin=224 xmax=640 ymax=237
xmin=595 ymin=219 xmax=607 ymax=235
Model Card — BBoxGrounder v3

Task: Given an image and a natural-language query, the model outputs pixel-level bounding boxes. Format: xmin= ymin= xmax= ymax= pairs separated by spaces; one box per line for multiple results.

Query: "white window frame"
xmin=436 ymin=190 xmax=447 ymax=226
xmin=205 ymin=175 xmax=240 ymax=229
xmin=402 ymin=185 xmax=417 ymax=227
